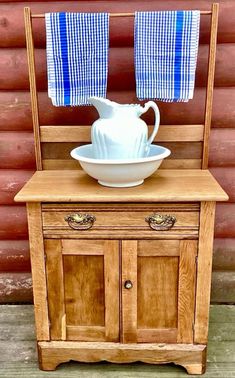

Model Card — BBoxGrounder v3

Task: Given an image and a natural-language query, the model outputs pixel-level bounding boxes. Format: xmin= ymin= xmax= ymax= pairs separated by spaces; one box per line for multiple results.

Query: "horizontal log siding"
xmin=1 ymin=89 xmax=235 ymax=131
xmin=1 ymin=45 xmax=235 ymax=90
xmin=0 ymin=0 xmax=234 ymax=303
xmin=1 ymin=0 xmax=235 ymax=47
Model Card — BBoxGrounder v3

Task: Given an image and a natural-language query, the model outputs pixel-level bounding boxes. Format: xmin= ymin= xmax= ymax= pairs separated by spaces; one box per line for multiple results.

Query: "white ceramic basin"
xmin=71 ymin=144 xmax=171 ymax=187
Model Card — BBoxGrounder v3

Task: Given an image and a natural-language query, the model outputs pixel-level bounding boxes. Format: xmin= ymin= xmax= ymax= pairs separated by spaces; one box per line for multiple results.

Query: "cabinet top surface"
xmin=14 ymin=169 xmax=228 ymax=203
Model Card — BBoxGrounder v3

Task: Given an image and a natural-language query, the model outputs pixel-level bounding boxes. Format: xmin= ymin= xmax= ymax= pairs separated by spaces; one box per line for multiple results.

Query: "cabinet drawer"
xmin=42 ymin=203 xmax=199 ymax=239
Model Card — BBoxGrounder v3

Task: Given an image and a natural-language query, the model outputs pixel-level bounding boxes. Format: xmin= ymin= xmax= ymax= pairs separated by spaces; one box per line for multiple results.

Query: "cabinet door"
xmin=121 ymin=240 xmax=197 ymax=344
xmin=45 ymin=239 xmax=119 ymax=342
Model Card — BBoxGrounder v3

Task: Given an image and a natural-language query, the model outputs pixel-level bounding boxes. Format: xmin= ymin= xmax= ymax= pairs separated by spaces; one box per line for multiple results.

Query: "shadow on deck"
xmin=0 ymin=304 xmax=234 ymax=377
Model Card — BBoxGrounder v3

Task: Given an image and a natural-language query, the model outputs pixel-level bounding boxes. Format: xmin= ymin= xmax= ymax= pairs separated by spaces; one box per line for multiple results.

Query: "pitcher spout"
xmin=88 ymin=96 xmax=117 ymax=119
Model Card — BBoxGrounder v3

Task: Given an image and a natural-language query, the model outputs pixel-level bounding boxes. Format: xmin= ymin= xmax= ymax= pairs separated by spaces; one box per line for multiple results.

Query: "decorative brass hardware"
xmin=145 ymin=213 xmax=176 ymax=231
xmin=124 ymin=280 xmax=133 ymax=289
xmin=64 ymin=213 xmax=96 ymax=230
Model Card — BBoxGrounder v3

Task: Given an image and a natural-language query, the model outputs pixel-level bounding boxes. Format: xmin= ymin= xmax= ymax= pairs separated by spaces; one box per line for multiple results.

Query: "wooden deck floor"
xmin=0 ymin=305 xmax=234 ymax=377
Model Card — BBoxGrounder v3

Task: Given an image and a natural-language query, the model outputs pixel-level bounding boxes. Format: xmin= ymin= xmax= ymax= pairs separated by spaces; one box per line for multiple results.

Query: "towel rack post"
xmin=202 ymin=3 xmax=219 ymax=169
xmin=24 ymin=7 xmax=42 ymax=170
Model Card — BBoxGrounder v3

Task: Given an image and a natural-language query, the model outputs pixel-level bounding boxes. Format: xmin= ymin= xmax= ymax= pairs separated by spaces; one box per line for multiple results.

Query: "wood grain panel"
xmin=62 ymin=239 xmax=105 ymax=255
xmin=2 ymin=88 xmax=235 ymax=131
xmin=42 ymin=203 xmax=199 ymax=211
xmin=161 ymin=159 xmax=202 ymax=169
xmin=40 ymin=124 xmax=204 ymax=142
xmin=177 ymin=240 xmax=197 ymax=343
xmin=42 ymin=159 xmax=78 ymax=170
xmin=49 ymin=239 xmax=119 ymax=342
xmin=42 ymin=208 xmax=199 ymax=230
xmin=66 ymin=326 xmax=105 ymax=342
xmin=104 ymin=241 xmax=119 ymax=341
xmin=121 ymin=240 xmax=137 ymax=343
xmin=38 ymin=340 xmax=206 ymax=373
xmin=15 ymin=169 xmax=228 ymax=203
xmin=138 ymin=240 xmax=180 ymax=256
xmin=44 ymin=231 xmax=199 ymax=240
xmin=45 ymin=239 xmax=65 ymax=340
xmin=0 ymin=206 xmax=28 ymax=240
xmin=41 ymin=141 xmax=202 ymax=160
xmin=42 ymin=158 xmax=202 ymax=170
xmin=0 ymin=240 xmax=30 ymax=272
xmin=26 ymin=202 xmax=49 ymax=340
xmin=195 ymin=202 xmax=216 ymax=344
xmin=202 ymin=1 xmax=219 ymax=169
xmin=41 ymin=204 xmax=235 ymax=239
xmin=2 ymin=45 xmax=235 ymax=90
xmin=1 ymin=1 xmax=234 ymax=48
xmin=0 ymin=170 xmax=34 ymax=205
xmin=137 ymin=256 xmax=178 ymax=329
xmin=63 ymin=255 xmax=105 ymax=326
xmin=137 ymin=328 xmax=177 ymax=343
xmin=24 ymin=6 xmax=42 ymax=170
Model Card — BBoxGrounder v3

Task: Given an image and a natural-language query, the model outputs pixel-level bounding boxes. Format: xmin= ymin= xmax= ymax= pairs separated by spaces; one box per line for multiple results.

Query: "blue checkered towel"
xmin=135 ymin=11 xmax=200 ymax=102
xmin=45 ymin=12 xmax=109 ymax=106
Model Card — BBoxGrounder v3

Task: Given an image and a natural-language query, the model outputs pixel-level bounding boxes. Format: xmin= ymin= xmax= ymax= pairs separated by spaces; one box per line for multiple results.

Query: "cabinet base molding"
xmin=38 ymin=341 xmax=207 ymax=375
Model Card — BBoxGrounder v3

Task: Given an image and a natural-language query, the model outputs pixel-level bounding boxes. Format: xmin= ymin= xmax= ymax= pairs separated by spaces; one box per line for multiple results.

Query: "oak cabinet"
xmin=15 ymin=170 xmax=228 ymax=374
xmin=44 ymin=234 xmax=197 ymax=345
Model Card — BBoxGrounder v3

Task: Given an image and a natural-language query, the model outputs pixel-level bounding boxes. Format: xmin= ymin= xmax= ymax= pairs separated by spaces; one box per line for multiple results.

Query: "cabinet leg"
xmin=182 ymin=364 xmax=205 ymax=375
xmin=38 ymin=343 xmax=62 ymax=371
xmin=182 ymin=348 xmax=207 ymax=375
xmin=39 ymin=360 xmax=58 ymax=371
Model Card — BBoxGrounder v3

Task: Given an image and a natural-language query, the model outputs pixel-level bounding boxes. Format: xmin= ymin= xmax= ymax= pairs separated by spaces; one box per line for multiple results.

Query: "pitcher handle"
xmin=142 ymin=101 xmax=160 ymax=146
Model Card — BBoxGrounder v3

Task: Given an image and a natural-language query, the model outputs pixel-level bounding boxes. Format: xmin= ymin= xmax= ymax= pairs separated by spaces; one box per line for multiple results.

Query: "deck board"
xmin=0 ymin=305 xmax=235 ymax=377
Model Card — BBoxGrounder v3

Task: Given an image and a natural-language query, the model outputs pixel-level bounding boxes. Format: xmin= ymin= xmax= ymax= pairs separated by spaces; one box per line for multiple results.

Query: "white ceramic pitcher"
xmin=89 ymin=97 xmax=160 ymax=159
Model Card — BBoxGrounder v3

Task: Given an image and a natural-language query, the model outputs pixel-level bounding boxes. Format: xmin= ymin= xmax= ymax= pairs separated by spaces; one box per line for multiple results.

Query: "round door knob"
xmin=124 ymin=280 xmax=133 ymax=289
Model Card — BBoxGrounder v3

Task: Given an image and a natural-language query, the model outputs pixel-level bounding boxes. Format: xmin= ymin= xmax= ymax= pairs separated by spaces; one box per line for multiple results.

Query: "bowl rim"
xmin=71 ymin=144 xmax=171 ymax=165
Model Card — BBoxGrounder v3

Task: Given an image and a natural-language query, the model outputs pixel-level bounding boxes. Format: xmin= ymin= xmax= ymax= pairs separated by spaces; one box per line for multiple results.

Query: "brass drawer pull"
xmin=64 ymin=213 xmax=96 ymax=230
xmin=124 ymin=280 xmax=133 ymax=289
xmin=145 ymin=213 xmax=176 ymax=231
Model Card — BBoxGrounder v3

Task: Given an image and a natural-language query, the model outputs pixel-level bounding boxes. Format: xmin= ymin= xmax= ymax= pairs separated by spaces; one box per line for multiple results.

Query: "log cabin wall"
xmin=0 ymin=0 xmax=234 ymax=303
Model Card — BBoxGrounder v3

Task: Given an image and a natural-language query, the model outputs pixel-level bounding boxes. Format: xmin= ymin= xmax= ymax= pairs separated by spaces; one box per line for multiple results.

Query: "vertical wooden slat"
xmin=26 ymin=203 xmax=49 ymax=340
xmin=121 ymin=240 xmax=137 ymax=343
xmin=24 ymin=7 xmax=42 ymax=170
xmin=177 ymin=240 xmax=198 ymax=343
xmin=202 ymin=3 xmax=219 ymax=169
xmin=104 ymin=241 xmax=119 ymax=341
xmin=61 ymin=314 xmax=66 ymax=341
xmin=45 ymin=239 xmax=65 ymax=340
xmin=194 ymin=202 xmax=216 ymax=344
